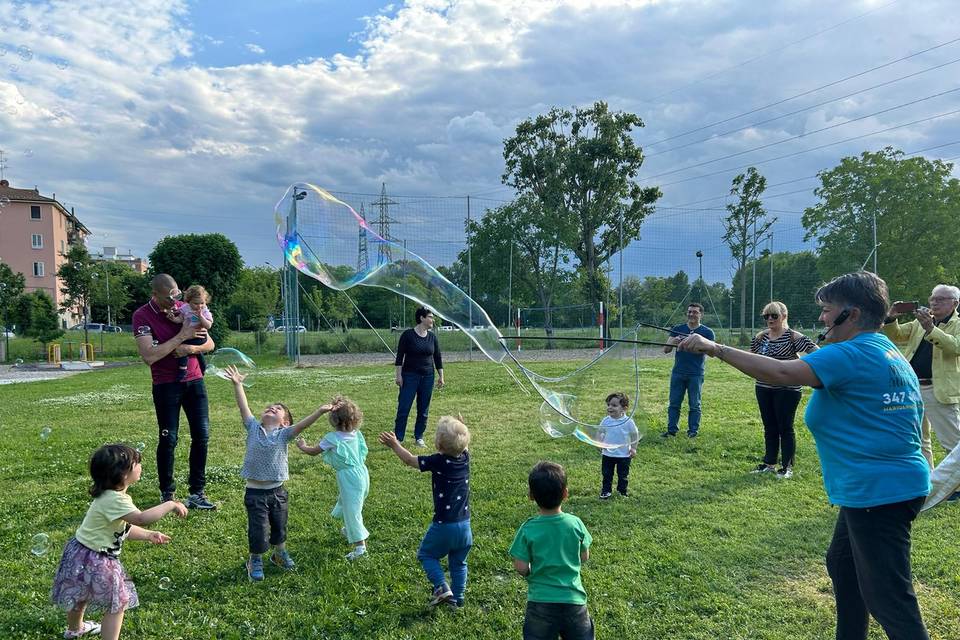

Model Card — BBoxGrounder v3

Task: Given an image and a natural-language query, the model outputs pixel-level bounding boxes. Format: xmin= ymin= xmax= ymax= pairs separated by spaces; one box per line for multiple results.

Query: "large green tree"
xmin=149 ymin=234 xmax=244 ymax=345
xmin=723 ymin=167 xmax=774 ymax=343
xmin=224 ymin=267 xmax=281 ymax=331
xmin=0 ymin=263 xmax=26 ymax=333
xmin=10 ymin=290 xmax=64 ymax=345
xmin=460 ymin=195 xmax=572 ymax=337
xmin=730 ymin=250 xmax=822 ymax=331
xmin=803 ymin=147 xmax=960 ymax=299
xmin=89 ymin=262 xmax=136 ymax=326
xmin=57 ymin=245 xmax=96 ymax=345
xmin=502 ymin=101 xmax=661 ymax=305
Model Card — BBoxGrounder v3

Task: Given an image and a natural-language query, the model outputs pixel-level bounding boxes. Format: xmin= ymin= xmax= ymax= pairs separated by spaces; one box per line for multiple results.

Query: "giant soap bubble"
xmin=274 ymin=183 xmax=643 ymax=450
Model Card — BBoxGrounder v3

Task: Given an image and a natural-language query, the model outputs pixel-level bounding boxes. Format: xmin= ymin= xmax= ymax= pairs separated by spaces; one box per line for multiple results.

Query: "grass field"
xmin=1 ymin=356 xmax=958 ymax=639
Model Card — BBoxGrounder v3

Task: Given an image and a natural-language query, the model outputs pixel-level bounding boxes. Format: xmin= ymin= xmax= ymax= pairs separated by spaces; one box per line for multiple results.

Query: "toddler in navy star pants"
xmin=380 ymin=416 xmax=472 ymax=608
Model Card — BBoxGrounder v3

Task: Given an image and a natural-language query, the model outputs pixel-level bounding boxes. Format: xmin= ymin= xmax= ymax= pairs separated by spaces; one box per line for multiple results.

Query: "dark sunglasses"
xmin=763 ymin=313 xmax=780 ymax=320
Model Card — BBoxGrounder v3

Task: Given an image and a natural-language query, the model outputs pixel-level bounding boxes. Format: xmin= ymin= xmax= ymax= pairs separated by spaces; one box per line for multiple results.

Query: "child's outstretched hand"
xmin=295 ymin=436 xmax=311 ymax=452
xmin=378 ymin=431 xmax=399 ymax=448
xmin=319 ymin=398 xmax=344 ymax=413
xmin=168 ymin=501 xmax=189 ymax=518
xmin=223 ymin=364 xmax=245 ymax=385
xmin=148 ymin=531 xmax=172 ymax=544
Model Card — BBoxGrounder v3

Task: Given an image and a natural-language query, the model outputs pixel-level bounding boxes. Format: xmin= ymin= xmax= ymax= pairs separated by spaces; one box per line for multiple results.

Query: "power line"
xmin=642 ymin=87 xmax=960 ymax=181
xmin=659 ymin=139 xmax=960 ymax=207
xmin=643 ymin=33 xmax=960 ymax=146
xmin=646 ymin=57 xmax=960 ymax=158
xmin=655 ymin=108 xmax=960 ymax=189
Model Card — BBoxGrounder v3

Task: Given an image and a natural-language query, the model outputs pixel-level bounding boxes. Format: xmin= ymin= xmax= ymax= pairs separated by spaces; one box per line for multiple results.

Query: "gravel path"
xmin=299 ymin=346 xmax=668 ymax=367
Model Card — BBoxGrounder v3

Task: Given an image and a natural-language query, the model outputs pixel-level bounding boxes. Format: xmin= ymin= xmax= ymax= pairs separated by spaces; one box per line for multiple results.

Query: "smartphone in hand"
xmin=892 ymin=301 xmax=919 ymax=314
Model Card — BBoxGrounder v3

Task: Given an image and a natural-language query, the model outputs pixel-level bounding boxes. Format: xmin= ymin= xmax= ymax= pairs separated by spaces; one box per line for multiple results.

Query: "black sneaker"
xmin=687 ymin=431 xmax=698 ymax=438
xmin=776 ymin=466 xmax=794 ymax=479
xmin=750 ymin=464 xmax=776 ymax=474
xmin=599 ymin=491 xmax=612 ymax=500
xmin=947 ymin=491 xmax=960 ymax=502
xmin=186 ymin=492 xmax=217 ymax=510
xmin=660 ymin=431 xmax=677 ymax=438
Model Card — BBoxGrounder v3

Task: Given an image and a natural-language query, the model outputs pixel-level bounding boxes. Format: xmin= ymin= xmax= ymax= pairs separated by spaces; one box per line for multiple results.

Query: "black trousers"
xmin=825 ymin=496 xmax=928 ymax=640
xmin=244 ymin=486 xmax=289 ymax=555
xmin=152 ymin=379 xmax=210 ymax=496
xmin=601 ymin=455 xmax=631 ymax=494
xmin=523 ymin=602 xmax=594 ymax=640
xmin=755 ymin=386 xmax=801 ymax=468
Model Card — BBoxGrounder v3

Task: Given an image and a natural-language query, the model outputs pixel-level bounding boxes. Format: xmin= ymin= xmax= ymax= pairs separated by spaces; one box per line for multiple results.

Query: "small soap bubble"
xmin=30 ymin=533 xmax=50 ymax=556
xmin=8 ymin=64 xmax=19 ymax=74
xmin=17 ymin=45 xmax=32 ymax=61
xmin=40 ymin=426 xmax=52 ymax=441
xmin=23 ymin=149 xmax=33 ymax=158
xmin=17 ymin=18 xmax=30 ymax=31
xmin=206 ymin=348 xmax=257 ymax=387
xmin=14 ymin=357 xmax=24 ymax=365
xmin=161 ymin=429 xmax=169 ymax=437
xmin=0 ymin=196 xmax=10 ymax=208
xmin=135 ymin=442 xmax=146 ymax=453
xmin=158 ymin=576 xmax=171 ymax=590
xmin=55 ymin=58 xmax=69 ymax=70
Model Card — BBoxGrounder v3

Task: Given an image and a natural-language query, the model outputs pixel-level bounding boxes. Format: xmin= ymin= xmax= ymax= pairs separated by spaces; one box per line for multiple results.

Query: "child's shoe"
xmin=346 ymin=545 xmax=367 ymax=560
xmin=64 ymin=621 xmax=101 ymax=639
xmin=247 ymin=555 xmax=264 ymax=581
xmin=270 ymin=549 xmax=296 ymax=570
xmin=429 ymin=583 xmax=454 ymax=606
xmin=415 ymin=438 xmax=427 ymax=448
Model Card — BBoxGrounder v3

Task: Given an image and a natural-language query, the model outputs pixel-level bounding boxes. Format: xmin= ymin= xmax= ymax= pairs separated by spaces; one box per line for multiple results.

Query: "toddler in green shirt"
xmin=509 ymin=461 xmax=594 ymax=640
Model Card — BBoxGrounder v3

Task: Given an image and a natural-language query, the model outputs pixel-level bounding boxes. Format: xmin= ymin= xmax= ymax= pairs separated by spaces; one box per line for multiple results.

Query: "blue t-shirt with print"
xmin=670 ymin=324 xmax=715 ymax=376
xmin=803 ymin=332 xmax=930 ymax=508
xmin=418 ymin=451 xmax=470 ymax=524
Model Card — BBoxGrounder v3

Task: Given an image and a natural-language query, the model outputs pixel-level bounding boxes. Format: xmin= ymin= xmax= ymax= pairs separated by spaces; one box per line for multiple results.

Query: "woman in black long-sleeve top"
xmin=394 ymin=307 xmax=445 ymax=446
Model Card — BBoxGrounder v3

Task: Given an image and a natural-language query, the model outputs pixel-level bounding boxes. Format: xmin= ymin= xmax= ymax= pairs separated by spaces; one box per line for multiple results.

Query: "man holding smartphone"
xmin=884 ymin=285 xmax=960 ymax=479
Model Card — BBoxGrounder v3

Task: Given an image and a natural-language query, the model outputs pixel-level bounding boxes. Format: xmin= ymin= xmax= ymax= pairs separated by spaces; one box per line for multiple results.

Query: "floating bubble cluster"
xmin=274 ymin=183 xmax=642 ymax=450
xmin=158 ymin=576 xmax=172 ymax=590
xmin=40 ymin=426 xmax=52 ymax=441
xmin=206 ymin=348 xmax=257 ymax=387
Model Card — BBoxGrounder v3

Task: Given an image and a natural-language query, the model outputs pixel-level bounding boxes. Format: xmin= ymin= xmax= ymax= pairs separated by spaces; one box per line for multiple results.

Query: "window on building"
xmin=60 ymin=239 xmax=65 ymax=253
xmin=33 ymin=262 xmax=45 ymax=277
xmin=31 ymin=234 xmax=43 ymax=249
xmin=30 ymin=206 xmax=41 ymax=219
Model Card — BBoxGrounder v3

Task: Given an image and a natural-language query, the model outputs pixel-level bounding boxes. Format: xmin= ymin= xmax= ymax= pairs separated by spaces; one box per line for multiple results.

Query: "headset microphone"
xmin=817 ymin=308 xmax=851 ymax=344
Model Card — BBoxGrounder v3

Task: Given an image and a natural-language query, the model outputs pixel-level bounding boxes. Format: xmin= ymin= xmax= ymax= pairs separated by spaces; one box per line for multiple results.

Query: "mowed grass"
xmin=1 ymin=357 xmax=959 ymax=640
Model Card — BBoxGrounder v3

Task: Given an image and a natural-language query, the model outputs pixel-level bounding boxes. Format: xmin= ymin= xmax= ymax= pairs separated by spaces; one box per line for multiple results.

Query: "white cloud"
xmin=0 ymin=0 xmax=956 ymax=279
xmin=244 ymin=43 xmax=265 ymax=55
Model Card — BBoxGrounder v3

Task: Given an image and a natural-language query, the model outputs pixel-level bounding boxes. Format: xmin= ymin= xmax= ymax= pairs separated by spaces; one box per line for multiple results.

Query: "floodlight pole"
xmin=618 ymin=216 xmax=624 ymax=337
xmin=285 ymin=188 xmax=304 ymax=365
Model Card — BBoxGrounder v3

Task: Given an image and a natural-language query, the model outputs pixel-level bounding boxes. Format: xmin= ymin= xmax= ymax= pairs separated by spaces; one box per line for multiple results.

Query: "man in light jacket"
xmin=885 ymin=284 xmax=960 ymax=506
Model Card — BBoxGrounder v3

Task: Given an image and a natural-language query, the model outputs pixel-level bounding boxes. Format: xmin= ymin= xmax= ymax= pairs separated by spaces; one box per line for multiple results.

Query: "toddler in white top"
xmin=599 ymin=392 xmax=639 ymax=499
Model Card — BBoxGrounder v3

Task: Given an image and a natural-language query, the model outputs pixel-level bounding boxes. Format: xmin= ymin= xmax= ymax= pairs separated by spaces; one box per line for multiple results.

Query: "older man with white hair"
xmin=885 ymin=284 xmax=960 ymax=504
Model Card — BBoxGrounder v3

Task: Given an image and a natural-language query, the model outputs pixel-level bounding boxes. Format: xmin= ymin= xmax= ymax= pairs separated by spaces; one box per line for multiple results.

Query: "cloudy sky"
xmin=1 ymin=0 xmax=957 ymax=287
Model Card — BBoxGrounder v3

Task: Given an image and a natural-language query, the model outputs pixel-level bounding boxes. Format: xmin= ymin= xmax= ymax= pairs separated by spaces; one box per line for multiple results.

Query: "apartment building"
xmin=0 ymin=178 xmax=90 ymax=327
xmin=90 ymin=246 xmax=149 ymax=274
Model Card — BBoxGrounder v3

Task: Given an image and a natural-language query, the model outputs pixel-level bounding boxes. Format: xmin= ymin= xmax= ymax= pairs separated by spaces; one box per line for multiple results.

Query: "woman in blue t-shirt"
xmin=679 ymin=271 xmax=930 ymax=640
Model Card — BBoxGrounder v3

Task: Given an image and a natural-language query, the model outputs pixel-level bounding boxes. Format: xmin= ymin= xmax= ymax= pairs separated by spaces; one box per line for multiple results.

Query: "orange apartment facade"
xmin=0 ymin=178 xmax=90 ymax=327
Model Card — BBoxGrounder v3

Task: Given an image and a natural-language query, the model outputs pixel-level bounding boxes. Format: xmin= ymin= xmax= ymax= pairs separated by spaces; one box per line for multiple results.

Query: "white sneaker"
xmin=415 ymin=438 xmax=427 ymax=448
xmin=64 ymin=621 xmax=101 ymax=639
xmin=777 ymin=466 xmax=794 ymax=479
xmin=346 ymin=545 xmax=367 ymax=560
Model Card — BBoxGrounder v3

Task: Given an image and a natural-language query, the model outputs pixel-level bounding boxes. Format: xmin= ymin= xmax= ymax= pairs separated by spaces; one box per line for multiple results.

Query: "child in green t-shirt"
xmin=509 ymin=461 xmax=594 ymax=640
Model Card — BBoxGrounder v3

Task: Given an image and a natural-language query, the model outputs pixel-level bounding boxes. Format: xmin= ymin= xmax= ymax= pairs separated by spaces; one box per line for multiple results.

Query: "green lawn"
xmin=1 ymin=357 xmax=958 ymax=639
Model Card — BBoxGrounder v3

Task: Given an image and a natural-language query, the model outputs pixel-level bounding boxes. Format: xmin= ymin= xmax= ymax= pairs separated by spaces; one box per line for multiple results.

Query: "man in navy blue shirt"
xmin=662 ymin=303 xmax=715 ymax=438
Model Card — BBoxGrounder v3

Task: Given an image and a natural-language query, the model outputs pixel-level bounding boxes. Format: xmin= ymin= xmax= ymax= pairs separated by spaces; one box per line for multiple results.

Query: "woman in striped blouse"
xmin=749 ymin=301 xmax=818 ymax=478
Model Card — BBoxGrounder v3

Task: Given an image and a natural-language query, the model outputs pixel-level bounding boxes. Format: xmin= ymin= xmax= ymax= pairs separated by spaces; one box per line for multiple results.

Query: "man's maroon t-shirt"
xmin=132 ymin=300 xmax=203 ymax=385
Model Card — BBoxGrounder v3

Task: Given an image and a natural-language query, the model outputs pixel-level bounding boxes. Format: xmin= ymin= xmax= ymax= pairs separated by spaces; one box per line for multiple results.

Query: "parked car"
xmin=69 ymin=323 xmax=123 ymax=333
xmin=274 ymin=325 xmax=307 ymax=333
xmin=0 ymin=326 xmax=14 ymax=338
